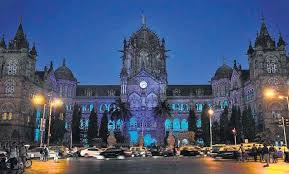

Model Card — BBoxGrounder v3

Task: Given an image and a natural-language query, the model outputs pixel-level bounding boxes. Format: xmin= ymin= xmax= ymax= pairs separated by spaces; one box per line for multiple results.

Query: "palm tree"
xmin=109 ymin=98 xmax=131 ymax=121
xmin=153 ymin=99 xmax=172 ymax=120
xmin=154 ymin=99 xmax=172 ymax=144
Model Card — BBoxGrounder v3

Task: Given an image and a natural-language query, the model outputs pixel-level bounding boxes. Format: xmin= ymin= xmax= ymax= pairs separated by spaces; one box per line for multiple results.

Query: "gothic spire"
xmin=277 ymin=32 xmax=286 ymax=48
xmin=254 ymin=15 xmax=275 ymax=49
xmin=62 ymin=58 xmax=66 ymax=66
xmin=259 ymin=16 xmax=269 ymax=36
xmin=0 ymin=34 xmax=6 ymax=49
xmin=30 ymin=42 xmax=37 ymax=56
xmin=12 ymin=20 xmax=29 ymax=49
xmin=247 ymin=41 xmax=254 ymax=55
xmin=49 ymin=61 xmax=53 ymax=72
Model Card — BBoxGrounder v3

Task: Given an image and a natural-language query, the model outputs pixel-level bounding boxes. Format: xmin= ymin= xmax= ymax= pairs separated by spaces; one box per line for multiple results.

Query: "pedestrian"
xmin=54 ymin=147 xmax=59 ymax=162
xmin=9 ymin=142 xmax=19 ymax=169
xmin=257 ymin=145 xmax=263 ymax=162
xmin=19 ymin=142 xmax=27 ymax=166
xmin=262 ymin=144 xmax=269 ymax=167
xmin=40 ymin=147 xmax=44 ymax=161
xmin=238 ymin=144 xmax=245 ymax=162
xmin=73 ymin=146 xmax=78 ymax=159
xmin=251 ymin=144 xmax=257 ymax=162
xmin=43 ymin=145 xmax=49 ymax=161
xmin=269 ymin=145 xmax=275 ymax=163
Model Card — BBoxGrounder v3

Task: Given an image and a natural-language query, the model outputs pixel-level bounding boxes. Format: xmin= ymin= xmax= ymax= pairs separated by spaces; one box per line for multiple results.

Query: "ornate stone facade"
xmin=0 ymin=18 xmax=288 ymax=146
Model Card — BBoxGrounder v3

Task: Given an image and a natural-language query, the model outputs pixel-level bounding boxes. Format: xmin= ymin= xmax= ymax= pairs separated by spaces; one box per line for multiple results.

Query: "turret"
xmin=0 ymin=34 xmax=6 ymax=49
xmin=11 ymin=23 xmax=29 ymax=50
xmin=49 ymin=61 xmax=53 ymax=72
xmin=30 ymin=42 xmax=37 ymax=58
xmin=254 ymin=17 xmax=275 ymax=50
xmin=247 ymin=41 xmax=254 ymax=56
xmin=277 ymin=33 xmax=286 ymax=50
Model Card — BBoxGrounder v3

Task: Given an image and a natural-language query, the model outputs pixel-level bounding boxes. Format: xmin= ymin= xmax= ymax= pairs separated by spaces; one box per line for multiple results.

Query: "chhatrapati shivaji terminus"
xmin=0 ymin=15 xmax=288 ymax=147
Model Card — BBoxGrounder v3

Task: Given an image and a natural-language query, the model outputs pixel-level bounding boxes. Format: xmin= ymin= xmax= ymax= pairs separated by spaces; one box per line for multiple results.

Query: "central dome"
xmin=213 ymin=64 xmax=233 ymax=80
xmin=129 ymin=26 xmax=161 ymax=49
xmin=55 ymin=60 xmax=76 ymax=81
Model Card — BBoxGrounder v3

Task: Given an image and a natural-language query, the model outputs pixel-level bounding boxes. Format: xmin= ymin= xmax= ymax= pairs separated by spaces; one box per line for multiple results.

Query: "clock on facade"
xmin=139 ymin=81 xmax=148 ymax=89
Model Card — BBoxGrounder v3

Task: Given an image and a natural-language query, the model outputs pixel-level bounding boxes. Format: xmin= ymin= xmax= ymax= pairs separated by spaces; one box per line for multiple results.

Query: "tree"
xmin=154 ymin=99 xmax=172 ymax=144
xmin=87 ymin=107 xmax=98 ymax=145
xmin=229 ymin=105 xmax=242 ymax=143
xmin=71 ymin=104 xmax=81 ymax=145
xmin=188 ymin=108 xmax=197 ymax=132
xmin=99 ymin=110 xmax=109 ymax=144
xmin=110 ymin=98 xmax=131 ymax=121
xmin=242 ymin=106 xmax=256 ymax=141
xmin=219 ymin=107 xmax=229 ymax=143
xmin=154 ymin=99 xmax=172 ymax=120
xmin=50 ymin=109 xmax=66 ymax=144
xmin=201 ymin=104 xmax=210 ymax=146
xmin=212 ymin=121 xmax=220 ymax=144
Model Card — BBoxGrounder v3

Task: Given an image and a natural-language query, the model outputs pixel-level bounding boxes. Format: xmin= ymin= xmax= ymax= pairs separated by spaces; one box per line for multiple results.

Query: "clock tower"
xmin=120 ymin=17 xmax=168 ymax=145
xmin=247 ymin=18 xmax=288 ymax=135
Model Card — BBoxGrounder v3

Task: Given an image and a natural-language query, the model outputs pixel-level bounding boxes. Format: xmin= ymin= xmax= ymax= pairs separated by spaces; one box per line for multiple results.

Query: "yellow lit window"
xmin=8 ymin=113 xmax=12 ymax=120
xmin=2 ymin=113 xmax=7 ymax=120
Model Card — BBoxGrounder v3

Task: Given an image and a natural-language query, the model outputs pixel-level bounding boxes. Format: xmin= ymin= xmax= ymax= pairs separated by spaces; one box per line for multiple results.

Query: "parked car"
xmin=99 ymin=148 xmax=126 ymax=159
xmin=215 ymin=145 xmax=239 ymax=159
xmin=27 ymin=147 xmax=56 ymax=159
xmin=0 ymin=149 xmax=7 ymax=156
xmin=180 ymin=146 xmax=203 ymax=157
xmin=209 ymin=144 xmax=226 ymax=157
xmin=130 ymin=147 xmax=151 ymax=157
xmin=149 ymin=147 xmax=163 ymax=156
xmin=162 ymin=148 xmax=174 ymax=157
xmin=80 ymin=147 xmax=102 ymax=157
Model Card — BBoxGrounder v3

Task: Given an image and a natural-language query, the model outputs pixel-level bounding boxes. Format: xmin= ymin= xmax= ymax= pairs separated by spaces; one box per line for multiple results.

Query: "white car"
xmin=80 ymin=147 xmax=102 ymax=157
xmin=28 ymin=147 xmax=56 ymax=159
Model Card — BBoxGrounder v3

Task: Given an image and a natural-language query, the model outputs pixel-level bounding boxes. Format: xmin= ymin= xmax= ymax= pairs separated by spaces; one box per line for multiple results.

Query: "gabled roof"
xmin=240 ymin=70 xmax=250 ymax=83
xmin=167 ymin=85 xmax=212 ymax=96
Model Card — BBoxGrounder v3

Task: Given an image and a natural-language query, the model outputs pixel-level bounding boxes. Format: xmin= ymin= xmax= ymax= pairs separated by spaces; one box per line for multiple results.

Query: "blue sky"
xmin=0 ymin=0 xmax=288 ymax=85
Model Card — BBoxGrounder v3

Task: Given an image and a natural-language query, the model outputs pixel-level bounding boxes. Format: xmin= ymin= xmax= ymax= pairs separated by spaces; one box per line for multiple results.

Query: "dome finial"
xmin=141 ymin=11 xmax=146 ymax=27
xmin=62 ymin=58 xmax=66 ymax=66
xmin=222 ymin=57 xmax=226 ymax=65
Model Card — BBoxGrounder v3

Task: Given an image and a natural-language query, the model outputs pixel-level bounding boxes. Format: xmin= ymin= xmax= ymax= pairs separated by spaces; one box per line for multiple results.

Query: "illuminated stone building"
xmin=0 ymin=18 xmax=288 ymax=146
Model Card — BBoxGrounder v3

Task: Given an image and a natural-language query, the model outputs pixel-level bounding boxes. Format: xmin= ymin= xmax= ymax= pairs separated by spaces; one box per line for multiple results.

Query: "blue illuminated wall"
xmin=129 ymin=131 xmax=138 ymax=144
xmin=34 ymin=107 xmax=41 ymax=143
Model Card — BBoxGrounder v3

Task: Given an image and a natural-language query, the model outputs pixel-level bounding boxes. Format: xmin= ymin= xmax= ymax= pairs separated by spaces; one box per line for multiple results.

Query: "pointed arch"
xmin=173 ymin=118 xmax=180 ymax=131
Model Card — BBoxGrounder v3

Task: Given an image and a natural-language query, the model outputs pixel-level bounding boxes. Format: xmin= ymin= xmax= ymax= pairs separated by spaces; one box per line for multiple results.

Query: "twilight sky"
xmin=0 ymin=0 xmax=288 ymax=85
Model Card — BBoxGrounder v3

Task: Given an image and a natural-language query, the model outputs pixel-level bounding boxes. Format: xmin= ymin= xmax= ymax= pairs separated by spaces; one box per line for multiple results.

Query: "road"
xmin=21 ymin=157 xmax=289 ymax=174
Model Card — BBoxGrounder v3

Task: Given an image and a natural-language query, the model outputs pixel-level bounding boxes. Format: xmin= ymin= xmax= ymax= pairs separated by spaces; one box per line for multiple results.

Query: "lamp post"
xmin=264 ymin=88 xmax=288 ymax=147
xmin=208 ymin=108 xmax=214 ymax=148
xmin=32 ymin=94 xmax=46 ymax=147
xmin=232 ymin=128 xmax=237 ymax=145
xmin=32 ymin=94 xmax=63 ymax=147
xmin=47 ymin=98 xmax=63 ymax=147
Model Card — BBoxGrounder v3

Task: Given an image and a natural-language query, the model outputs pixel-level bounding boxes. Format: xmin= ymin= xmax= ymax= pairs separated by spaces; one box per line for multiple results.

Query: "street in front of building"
xmin=22 ymin=157 xmax=289 ymax=174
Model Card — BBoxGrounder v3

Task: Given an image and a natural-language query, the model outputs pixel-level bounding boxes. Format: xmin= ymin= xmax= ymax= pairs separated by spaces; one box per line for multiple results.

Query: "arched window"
xmin=116 ymin=119 xmax=123 ymax=129
xmin=108 ymin=120 xmax=115 ymax=131
xmin=266 ymin=57 xmax=277 ymax=74
xmin=129 ymin=117 xmax=137 ymax=128
xmin=164 ymin=119 xmax=172 ymax=130
xmin=196 ymin=119 xmax=202 ymax=128
xmin=173 ymin=118 xmax=180 ymax=131
xmin=128 ymin=131 xmax=138 ymax=145
xmin=7 ymin=59 xmax=17 ymax=75
xmin=181 ymin=119 xmax=188 ymax=131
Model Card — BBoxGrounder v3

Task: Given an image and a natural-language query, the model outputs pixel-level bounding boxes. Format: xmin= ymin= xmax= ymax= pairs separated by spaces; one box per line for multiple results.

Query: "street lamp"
xmin=232 ymin=128 xmax=237 ymax=145
xmin=32 ymin=94 xmax=46 ymax=147
xmin=263 ymin=88 xmax=288 ymax=147
xmin=32 ymin=94 xmax=63 ymax=147
xmin=208 ymin=108 xmax=214 ymax=148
